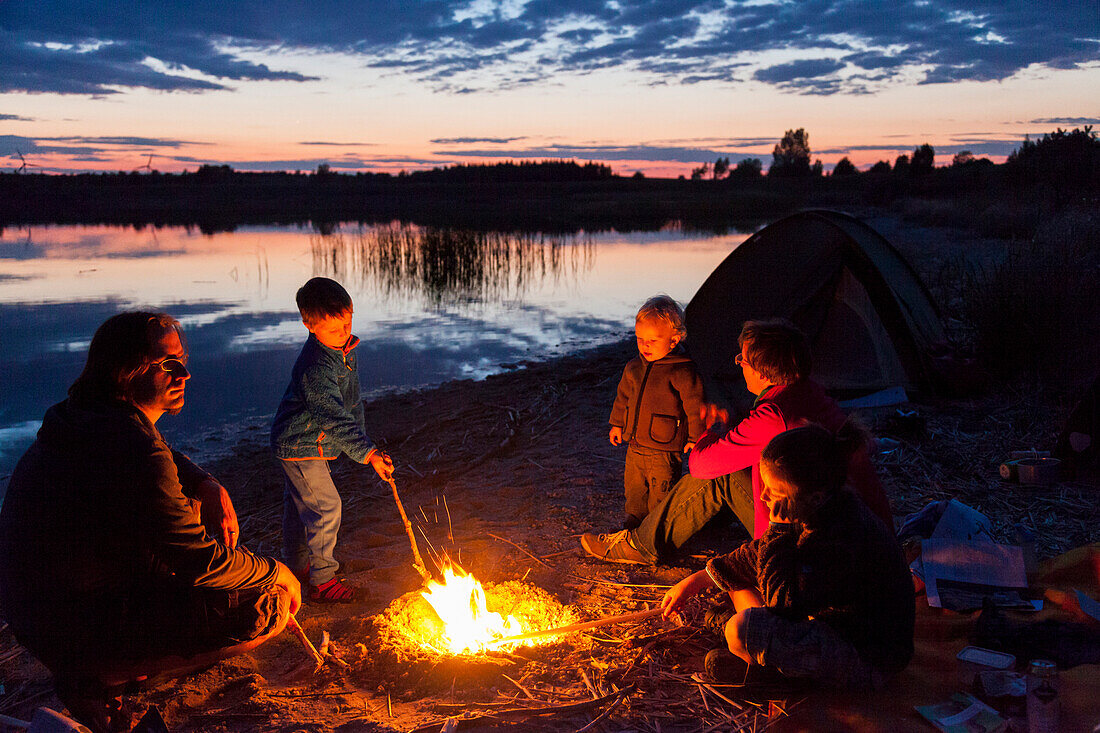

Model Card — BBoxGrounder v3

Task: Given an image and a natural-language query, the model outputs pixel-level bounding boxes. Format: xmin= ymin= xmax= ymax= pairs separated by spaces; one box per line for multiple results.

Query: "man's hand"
xmin=683 ymin=441 xmax=695 ymax=453
xmin=700 ymin=404 xmax=729 ymax=430
xmin=368 ymin=450 xmax=395 ymax=482
xmin=609 ymin=426 xmax=622 ymax=446
xmin=197 ymin=478 xmax=240 ymax=548
xmin=273 ymin=561 xmax=302 ymax=615
xmin=660 ymin=569 xmax=717 ymax=620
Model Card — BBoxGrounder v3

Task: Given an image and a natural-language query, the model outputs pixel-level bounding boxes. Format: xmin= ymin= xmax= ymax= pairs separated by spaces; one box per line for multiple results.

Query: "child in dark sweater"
xmin=608 ymin=295 xmax=705 ymax=529
xmin=661 ymin=423 xmax=914 ymax=690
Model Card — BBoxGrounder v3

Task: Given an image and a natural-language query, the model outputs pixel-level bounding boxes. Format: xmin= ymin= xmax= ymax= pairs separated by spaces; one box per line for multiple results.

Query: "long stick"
xmin=385 ymin=476 xmax=431 ymax=581
xmin=286 ymin=613 xmax=325 ymax=669
xmin=492 ymin=607 xmax=662 ymax=645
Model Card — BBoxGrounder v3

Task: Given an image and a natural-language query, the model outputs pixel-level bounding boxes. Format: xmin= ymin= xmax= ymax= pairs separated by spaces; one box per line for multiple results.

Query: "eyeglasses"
xmin=150 ymin=355 xmax=190 ymax=377
xmin=735 ymin=353 xmax=752 ymax=369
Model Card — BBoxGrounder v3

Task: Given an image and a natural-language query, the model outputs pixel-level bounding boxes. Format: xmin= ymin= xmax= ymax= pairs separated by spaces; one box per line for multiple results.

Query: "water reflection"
xmin=0 ymin=223 xmax=744 ymax=480
xmin=312 ymin=224 xmax=594 ymax=306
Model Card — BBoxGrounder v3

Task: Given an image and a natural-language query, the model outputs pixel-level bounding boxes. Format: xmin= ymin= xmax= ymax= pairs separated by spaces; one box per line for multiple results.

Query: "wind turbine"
xmin=136 ymin=154 xmax=154 ymax=173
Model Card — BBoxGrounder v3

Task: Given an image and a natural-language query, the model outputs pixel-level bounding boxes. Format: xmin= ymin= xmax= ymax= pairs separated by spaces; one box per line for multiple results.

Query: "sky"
xmin=2 ymin=1 xmax=1098 ymax=177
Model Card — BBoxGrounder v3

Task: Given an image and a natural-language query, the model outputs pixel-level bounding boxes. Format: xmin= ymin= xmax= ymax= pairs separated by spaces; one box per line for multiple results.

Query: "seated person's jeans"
xmin=735 ymin=606 xmax=888 ymax=691
xmin=628 ymin=467 xmax=753 ymax=562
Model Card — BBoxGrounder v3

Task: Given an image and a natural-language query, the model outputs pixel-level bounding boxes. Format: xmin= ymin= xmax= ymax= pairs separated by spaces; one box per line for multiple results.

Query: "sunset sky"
xmin=2 ymin=1 xmax=1098 ymax=177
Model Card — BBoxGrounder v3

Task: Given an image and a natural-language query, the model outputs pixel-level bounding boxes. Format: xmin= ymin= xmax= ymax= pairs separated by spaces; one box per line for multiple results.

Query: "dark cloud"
xmin=0 ymin=113 xmax=34 ymax=121
xmin=430 ymin=136 xmax=526 ymax=144
xmin=754 ymin=58 xmax=847 ymax=84
xmin=298 ymin=141 xmax=379 ymax=147
xmin=1030 ymin=117 xmax=1100 ymax=125
xmin=435 ymin=143 xmax=761 ymax=164
xmin=1 ymin=1 xmax=1095 ymax=96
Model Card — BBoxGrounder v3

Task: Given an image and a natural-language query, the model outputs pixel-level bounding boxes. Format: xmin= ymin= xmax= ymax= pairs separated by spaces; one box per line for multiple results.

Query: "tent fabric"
xmin=685 ymin=210 xmax=946 ymax=399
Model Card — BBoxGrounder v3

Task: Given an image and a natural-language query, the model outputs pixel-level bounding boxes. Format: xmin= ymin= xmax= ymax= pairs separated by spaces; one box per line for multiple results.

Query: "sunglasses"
xmin=150 ymin=355 xmax=190 ymax=377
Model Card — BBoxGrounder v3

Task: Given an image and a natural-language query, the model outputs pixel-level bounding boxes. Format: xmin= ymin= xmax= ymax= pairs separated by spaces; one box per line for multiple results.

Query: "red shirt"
xmin=688 ymin=379 xmax=893 ymax=537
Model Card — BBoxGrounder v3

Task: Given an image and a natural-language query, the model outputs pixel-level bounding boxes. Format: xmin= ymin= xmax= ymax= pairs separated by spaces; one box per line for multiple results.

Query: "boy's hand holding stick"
xmin=374 ymin=452 xmax=431 ymax=582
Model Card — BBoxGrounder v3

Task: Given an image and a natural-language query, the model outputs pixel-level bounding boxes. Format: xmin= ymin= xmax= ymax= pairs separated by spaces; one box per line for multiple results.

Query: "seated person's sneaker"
xmin=703 ymin=598 xmax=736 ymax=636
xmin=309 ymin=576 xmax=355 ymax=604
xmin=580 ymin=530 xmax=649 ymax=565
xmin=704 ymin=648 xmax=750 ymax=684
xmin=704 ymin=649 xmax=797 ymax=690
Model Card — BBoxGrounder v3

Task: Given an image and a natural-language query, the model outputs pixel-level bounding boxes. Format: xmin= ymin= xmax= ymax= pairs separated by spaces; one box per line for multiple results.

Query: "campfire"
xmin=419 ymin=561 xmax=522 ymax=654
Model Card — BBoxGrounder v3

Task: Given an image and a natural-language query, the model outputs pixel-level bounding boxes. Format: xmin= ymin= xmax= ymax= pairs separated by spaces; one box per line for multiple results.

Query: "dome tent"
xmin=685 ymin=210 xmax=946 ymax=404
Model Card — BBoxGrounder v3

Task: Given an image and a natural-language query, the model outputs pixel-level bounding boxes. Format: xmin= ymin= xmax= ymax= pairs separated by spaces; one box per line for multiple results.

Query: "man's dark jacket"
xmin=0 ymin=398 xmax=277 ymax=665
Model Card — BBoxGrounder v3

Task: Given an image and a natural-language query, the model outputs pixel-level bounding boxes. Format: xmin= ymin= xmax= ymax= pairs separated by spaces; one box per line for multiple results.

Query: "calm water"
xmin=0 ymin=223 xmax=745 ymax=478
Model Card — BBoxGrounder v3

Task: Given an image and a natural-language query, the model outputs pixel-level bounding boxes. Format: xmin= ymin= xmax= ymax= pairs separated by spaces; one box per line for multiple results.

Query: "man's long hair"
xmin=68 ymin=312 xmax=182 ymax=406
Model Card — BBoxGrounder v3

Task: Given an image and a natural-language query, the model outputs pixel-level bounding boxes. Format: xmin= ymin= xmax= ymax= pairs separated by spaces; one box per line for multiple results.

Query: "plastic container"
xmin=1017 ymin=457 xmax=1060 ymax=485
xmin=957 ymin=645 xmax=1016 ymax=686
xmin=1026 ymin=659 xmax=1059 ymax=733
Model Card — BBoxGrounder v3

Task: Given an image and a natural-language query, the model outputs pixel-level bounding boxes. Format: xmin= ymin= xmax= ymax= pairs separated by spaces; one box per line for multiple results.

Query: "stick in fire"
xmin=385 ymin=476 xmax=432 ymax=582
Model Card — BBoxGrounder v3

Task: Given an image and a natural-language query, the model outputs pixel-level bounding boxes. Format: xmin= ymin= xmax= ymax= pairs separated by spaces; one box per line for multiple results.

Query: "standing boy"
xmin=606 ymin=295 xmax=706 ymax=530
xmin=271 ymin=277 xmax=394 ymax=603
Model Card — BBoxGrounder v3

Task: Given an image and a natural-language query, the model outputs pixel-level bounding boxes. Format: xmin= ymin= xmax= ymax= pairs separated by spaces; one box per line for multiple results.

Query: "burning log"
xmin=491 ymin=607 xmax=662 ymax=646
xmin=385 ymin=476 xmax=432 ymax=582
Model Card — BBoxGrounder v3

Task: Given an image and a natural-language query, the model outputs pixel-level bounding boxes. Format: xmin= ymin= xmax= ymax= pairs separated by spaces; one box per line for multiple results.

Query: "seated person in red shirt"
xmin=660 ymin=424 xmax=914 ymax=690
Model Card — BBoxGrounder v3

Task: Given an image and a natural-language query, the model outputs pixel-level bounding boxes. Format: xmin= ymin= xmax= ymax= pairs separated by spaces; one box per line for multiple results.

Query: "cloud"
xmin=434 ymin=142 xmax=762 ymax=164
xmin=1 ymin=1 xmax=1096 ymax=97
xmin=1029 ymin=117 xmax=1100 ymax=125
xmin=298 ymin=141 xmax=379 ymax=147
xmin=0 ymin=113 xmax=34 ymax=121
xmin=430 ymin=136 xmax=526 ymax=144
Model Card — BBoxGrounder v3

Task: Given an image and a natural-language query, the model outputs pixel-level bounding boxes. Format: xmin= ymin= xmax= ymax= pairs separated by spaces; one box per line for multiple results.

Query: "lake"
xmin=0 ymin=222 xmax=746 ymax=479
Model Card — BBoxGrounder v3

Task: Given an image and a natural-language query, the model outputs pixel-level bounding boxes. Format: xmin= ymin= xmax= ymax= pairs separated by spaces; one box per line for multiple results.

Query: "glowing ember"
xmin=420 ymin=564 xmax=522 ymax=654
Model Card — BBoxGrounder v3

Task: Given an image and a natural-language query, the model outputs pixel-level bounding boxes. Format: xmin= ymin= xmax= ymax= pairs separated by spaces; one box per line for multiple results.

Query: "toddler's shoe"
xmin=309 ymin=576 xmax=355 ymax=604
xmin=580 ymin=530 xmax=649 ymax=565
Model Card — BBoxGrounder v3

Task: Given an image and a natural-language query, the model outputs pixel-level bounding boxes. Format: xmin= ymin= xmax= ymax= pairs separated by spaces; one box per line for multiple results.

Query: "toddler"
xmin=608 ymin=295 xmax=705 ymax=529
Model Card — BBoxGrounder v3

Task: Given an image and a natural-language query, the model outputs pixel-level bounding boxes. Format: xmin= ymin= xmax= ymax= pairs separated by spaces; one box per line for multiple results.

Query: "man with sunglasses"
xmin=0 ymin=312 xmax=301 ymax=733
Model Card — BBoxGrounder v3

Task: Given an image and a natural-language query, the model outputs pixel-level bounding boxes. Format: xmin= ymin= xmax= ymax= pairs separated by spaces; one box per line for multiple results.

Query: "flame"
xmin=420 ymin=564 xmax=522 ymax=654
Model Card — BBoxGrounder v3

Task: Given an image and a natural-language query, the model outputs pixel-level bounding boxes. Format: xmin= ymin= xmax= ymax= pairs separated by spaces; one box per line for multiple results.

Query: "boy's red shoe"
xmin=309 ymin=576 xmax=355 ymax=604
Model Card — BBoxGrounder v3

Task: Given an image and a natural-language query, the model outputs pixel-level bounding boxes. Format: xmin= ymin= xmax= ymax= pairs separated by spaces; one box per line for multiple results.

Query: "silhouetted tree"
xmin=1006 ymin=126 xmax=1100 ymax=203
xmin=712 ymin=157 xmax=730 ymax=179
xmin=730 ymin=158 xmax=763 ymax=180
xmin=632 ymin=170 xmax=645 ymax=179
xmin=832 ymin=157 xmax=858 ymax=176
xmin=869 ymin=160 xmax=891 ymax=174
xmin=911 ymin=144 xmax=935 ymax=175
xmin=893 ymin=154 xmax=910 ymax=176
xmin=315 ymin=163 xmax=332 ymax=176
xmin=690 ymin=162 xmax=710 ymax=180
xmin=769 ymin=128 xmax=812 ymax=177
xmin=951 ymin=150 xmax=975 ymax=167
xmin=811 ymin=160 xmax=824 ymax=177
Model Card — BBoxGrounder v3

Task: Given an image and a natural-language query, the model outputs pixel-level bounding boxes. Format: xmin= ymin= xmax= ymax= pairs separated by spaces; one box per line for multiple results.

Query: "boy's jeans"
xmin=627 ymin=467 xmax=754 ymax=563
xmin=279 ymin=458 xmax=341 ymax=587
